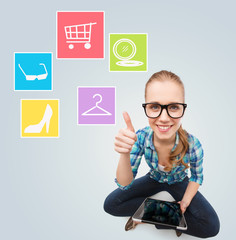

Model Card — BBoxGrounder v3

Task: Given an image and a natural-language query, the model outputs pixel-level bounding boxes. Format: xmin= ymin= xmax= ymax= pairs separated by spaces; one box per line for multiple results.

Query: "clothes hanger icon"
xmin=82 ymin=94 xmax=112 ymax=116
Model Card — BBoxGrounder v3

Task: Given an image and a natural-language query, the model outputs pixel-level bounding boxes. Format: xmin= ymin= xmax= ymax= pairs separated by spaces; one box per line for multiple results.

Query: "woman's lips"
xmin=157 ymin=125 xmax=172 ymax=132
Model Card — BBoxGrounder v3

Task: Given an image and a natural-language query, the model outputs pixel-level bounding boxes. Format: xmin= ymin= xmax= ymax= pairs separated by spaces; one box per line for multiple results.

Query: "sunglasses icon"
xmin=18 ymin=63 xmax=48 ymax=81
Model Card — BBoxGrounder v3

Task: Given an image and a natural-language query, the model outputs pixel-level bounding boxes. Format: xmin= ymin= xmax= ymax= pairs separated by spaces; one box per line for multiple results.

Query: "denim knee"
xmin=202 ymin=214 xmax=220 ymax=238
xmin=103 ymin=194 xmax=121 ymax=216
xmin=103 ymin=195 xmax=113 ymax=215
xmin=193 ymin=209 xmax=220 ymax=238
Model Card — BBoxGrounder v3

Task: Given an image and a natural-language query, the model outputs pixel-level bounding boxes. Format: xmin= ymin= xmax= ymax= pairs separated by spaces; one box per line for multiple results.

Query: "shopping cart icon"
xmin=64 ymin=22 xmax=97 ymax=50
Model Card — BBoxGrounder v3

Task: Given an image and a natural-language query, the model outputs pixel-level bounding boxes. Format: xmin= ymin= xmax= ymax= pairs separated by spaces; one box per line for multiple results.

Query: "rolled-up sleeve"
xmin=115 ymin=130 xmax=144 ymax=190
xmin=189 ymin=136 xmax=204 ymax=185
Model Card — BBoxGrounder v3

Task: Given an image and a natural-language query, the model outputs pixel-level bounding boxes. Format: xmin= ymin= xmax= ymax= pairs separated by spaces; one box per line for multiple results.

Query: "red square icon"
xmin=57 ymin=11 xmax=104 ymax=59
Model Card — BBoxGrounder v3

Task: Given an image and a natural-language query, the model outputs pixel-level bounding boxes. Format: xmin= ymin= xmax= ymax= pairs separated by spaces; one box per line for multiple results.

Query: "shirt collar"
xmin=146 ymin=127 xmax=179 ymax=151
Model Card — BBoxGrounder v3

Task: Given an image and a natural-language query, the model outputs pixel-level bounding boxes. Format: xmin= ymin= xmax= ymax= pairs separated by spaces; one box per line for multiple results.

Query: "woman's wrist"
xmin=179 ymin=199 xmax=190 ymax=213
xmin=181 ymin=197 xmax=191 ymax=206
xmin=116 ymin=153 xmax=133 ymax=186
xmin=180 ymin=181 xmax=200 ymax=212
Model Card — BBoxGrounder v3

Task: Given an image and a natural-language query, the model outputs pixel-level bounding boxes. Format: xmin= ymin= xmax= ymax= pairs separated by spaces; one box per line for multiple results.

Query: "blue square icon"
xmin=14 ymin=52 xmax=53 ymax=91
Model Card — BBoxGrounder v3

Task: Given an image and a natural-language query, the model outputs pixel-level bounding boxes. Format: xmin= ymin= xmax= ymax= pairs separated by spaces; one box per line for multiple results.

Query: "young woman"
xmin=104 ymin=70 xmax=220 ymax=238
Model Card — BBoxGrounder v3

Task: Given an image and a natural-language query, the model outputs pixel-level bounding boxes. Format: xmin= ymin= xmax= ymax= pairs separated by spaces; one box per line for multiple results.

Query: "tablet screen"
xmin=141 ymin=198 xmax=182 ymax=226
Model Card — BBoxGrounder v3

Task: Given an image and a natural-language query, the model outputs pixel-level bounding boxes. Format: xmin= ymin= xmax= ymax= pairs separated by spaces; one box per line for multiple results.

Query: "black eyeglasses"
xmin=142 ymin=102 xmax=187 ymax=119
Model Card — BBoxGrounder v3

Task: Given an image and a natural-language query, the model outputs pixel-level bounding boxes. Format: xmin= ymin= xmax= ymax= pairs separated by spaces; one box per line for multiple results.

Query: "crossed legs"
xmin=104 ymin=174 xmax=220 ymax=238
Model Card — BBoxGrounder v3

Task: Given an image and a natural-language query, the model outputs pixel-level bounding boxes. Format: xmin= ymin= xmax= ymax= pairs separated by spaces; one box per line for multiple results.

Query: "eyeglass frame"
xmin=142 ymin=102 xmax=187 ymax=119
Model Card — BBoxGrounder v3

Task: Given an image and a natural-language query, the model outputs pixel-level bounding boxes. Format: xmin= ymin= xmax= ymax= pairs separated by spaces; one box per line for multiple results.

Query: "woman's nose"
xmin=158 ymin=109 xmax=170 ymax=121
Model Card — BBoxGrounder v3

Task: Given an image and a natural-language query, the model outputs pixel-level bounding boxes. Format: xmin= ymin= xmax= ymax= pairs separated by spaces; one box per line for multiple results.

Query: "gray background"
xmin=1 ymin=0 xmax=236 ymax=239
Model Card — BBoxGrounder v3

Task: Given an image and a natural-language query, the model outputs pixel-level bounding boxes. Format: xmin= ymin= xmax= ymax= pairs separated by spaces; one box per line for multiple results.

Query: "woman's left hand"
xmin=178 ymin=200 xmax=190 ymax=214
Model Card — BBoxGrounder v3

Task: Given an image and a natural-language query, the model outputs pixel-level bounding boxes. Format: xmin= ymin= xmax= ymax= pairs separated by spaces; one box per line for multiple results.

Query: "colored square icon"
xmin=14 ymin=52 xmax=53 ymax=91
xmin=21 ymin=99 xmax=59 ymax=138
xmin=109 ymin=33 xmax=148 ymax=72
xmin=57 ymin=11 xmax=104 ymax=59
xmin=78 ymin=87 xmax=115 ymax=125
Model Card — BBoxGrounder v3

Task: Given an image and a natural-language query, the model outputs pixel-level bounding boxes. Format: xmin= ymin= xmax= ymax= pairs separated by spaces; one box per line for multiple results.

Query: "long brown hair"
xmin=145 ymin=70 xmax=189 ymax=171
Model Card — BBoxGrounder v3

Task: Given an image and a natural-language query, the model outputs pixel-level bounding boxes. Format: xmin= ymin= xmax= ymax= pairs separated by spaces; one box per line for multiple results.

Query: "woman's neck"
xmin=153 ymin=133 xmax=176 ymax=151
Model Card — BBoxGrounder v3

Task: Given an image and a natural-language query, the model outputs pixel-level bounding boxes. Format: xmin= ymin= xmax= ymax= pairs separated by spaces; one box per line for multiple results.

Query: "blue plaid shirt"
xmin=116 ymin=126 xmax=204 ymax=190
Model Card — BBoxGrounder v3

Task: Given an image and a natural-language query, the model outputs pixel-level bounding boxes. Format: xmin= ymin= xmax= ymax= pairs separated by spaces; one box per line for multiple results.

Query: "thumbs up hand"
xmin=114 ymin=112 xmax=137 ymax=154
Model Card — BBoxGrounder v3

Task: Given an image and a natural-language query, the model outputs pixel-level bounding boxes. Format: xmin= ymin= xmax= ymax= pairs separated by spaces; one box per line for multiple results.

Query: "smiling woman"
xmin=104 ymin=70 xmax=220 ymax=238
xmin=144 ymin=72 xmax=189 ymax=172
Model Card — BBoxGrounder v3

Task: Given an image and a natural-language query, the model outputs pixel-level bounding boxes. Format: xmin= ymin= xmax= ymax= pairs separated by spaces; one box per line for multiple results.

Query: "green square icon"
xmin=109 ymin=33 xmax=148 ymax=72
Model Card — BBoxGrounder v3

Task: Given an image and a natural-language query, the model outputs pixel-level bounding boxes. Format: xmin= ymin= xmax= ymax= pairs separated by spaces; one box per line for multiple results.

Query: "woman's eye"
xmin=169 ymin=104 xmax=180 ymax=110
xmin=151 ymin=104 xmax=160 ymax=110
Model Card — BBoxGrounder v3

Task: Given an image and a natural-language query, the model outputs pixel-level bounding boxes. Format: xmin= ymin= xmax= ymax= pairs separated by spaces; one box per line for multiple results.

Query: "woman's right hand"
xmin=114 ymin=112 xmax=137 ymax=154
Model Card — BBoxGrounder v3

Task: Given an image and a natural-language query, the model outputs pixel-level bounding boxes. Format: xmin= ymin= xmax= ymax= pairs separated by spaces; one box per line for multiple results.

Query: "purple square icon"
xmin=78 ymin=87 xmax=116 ymax=125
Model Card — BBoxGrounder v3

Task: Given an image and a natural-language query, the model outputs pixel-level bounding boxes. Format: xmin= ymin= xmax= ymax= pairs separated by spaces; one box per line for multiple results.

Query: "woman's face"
xmin=145 ymin=80 xmax=185 ymax=144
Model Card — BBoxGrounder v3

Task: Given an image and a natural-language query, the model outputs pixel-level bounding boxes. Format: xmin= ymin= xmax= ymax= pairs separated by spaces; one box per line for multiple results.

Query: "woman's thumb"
xmin=123 ymin=112 xmax=135 ymax=132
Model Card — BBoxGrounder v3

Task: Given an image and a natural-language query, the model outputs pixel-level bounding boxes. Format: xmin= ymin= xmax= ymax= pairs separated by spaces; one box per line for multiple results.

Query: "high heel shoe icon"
xmin=24 ymin=104 xmax=53 ymax=133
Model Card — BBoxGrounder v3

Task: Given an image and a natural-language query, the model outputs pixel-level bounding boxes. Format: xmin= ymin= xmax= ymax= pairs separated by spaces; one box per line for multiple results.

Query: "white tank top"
xmin=158 ymin=164 xmax=168 ymax=172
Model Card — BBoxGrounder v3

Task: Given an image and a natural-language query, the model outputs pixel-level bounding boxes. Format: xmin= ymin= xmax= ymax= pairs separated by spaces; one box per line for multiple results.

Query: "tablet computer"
xmin=132 ymin=198 xmax=187 ymax=230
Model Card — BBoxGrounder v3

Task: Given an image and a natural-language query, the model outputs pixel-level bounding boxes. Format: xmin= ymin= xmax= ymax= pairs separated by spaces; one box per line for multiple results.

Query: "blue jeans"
xmin=104 ymin=174 xmax=220 ymax=238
